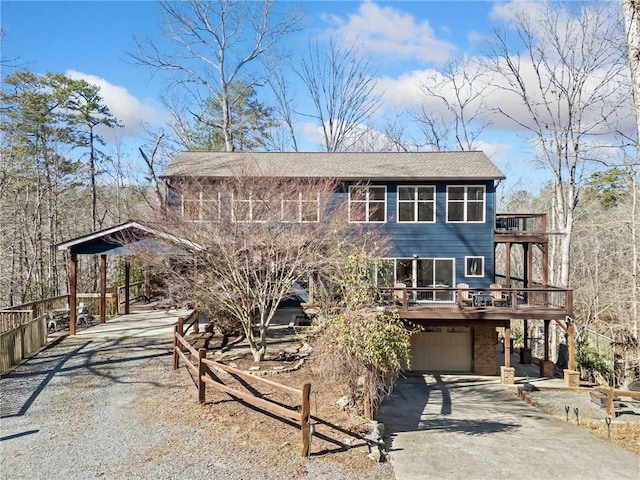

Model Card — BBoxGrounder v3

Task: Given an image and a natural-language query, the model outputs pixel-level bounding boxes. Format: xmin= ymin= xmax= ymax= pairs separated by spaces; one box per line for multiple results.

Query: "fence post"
xmin=606 ymin=387 xmax=615 ymax=417
xmin=198 ymin=348 xmax=206 ymax=404
xmin=178 ymin=317 xmax=184 ymax=337
xmin=173 ymin=325 xmax=179 ymax=370
xmin=193 ymin=310 xmax=199 ymax=334
xmin=300 ymin=383 xmax=311 ymax=457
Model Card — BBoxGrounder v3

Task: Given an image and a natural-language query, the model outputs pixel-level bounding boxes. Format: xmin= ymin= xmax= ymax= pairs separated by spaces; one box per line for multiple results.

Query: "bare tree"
xmin=623 ymin=0 xmax=640 ymax=142
xmin=141 ymin=169 xmax=364 ymax=362
xmin=267 ymin=69 xmax=299 ymax=151
xmin=483 ymin=1 xmax=630 ymax=289
xmin=414 ymin=57 xmax=493 ymax=151
xmin=297 ymin=39 xmax=382 ymax=152
xmin=130 ymin=0 xmax=301 ymax=152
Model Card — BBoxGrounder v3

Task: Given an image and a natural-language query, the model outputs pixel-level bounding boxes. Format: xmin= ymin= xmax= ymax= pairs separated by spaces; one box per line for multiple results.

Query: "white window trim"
xmin=446 ymin=185 xmax=486 ymax=223
xmin=397 ymin=185 xmax=436 ymax=223
xmin=181 ymin=191 xmax=220 ymax=223
xmin=348 ymin=185 xmax=387 ymax=223
xmin=281 ymin=192 xmax=320 ymax=223
xmin=464 ymin=256 xmax=485 ymax=277
xmin=232 ymin=193 xmax=268 ymax=223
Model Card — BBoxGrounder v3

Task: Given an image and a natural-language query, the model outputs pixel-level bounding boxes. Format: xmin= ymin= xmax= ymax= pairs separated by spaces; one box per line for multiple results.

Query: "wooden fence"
xmin=591 ymin=387 xmax=640 ymax=417
xmin=117 ymin=281 xmax=146 ymax=314
xmin=172 ymin=317 xmax=311 ymax=457
xmin=1 ymin=295 xmax=69 ymax=332
xmin=1 ymin=314 xmax=47 ymax=374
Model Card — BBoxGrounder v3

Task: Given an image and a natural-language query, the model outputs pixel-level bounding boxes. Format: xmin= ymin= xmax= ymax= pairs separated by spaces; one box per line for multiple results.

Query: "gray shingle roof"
xmin=161 ymin=151 xmax=506 ymax=181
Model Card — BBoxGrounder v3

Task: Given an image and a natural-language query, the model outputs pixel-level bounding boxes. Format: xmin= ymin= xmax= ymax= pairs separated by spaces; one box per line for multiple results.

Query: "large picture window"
xmin=349 ymin=186 xmax=386 ymax=223
xmin=379 ymin=258 xmax=455 ymax=302
xmin=397 ymin=186 xmax=435 ymax=222
xmin=447 ymin=185 xmax=485 ymax=222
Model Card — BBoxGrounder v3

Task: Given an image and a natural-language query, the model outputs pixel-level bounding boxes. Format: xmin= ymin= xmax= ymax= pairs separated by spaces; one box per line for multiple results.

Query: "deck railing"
xmin=380 ymin=285 xmax=572 ymax=315
xmin=495 ymin=213 xmax=547 ymax=234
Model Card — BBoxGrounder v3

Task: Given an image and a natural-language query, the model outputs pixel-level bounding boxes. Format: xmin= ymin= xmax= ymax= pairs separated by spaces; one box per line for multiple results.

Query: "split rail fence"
xmin=172 ymin=315 xmax=312 ymax=457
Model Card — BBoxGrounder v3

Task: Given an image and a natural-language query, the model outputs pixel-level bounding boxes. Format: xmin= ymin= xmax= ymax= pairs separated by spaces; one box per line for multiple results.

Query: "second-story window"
xmin=281 ymin=193 xmax=320 ymax=223
xmin=232 ymin=194 xmax=270 ymax=222
xmin=349 ymin=186 xmax=386 ymax=223
xmin=181 ymin=191 xmax=220 ymax=222
xmin=398 ymin=186 xmax=435 ymax=222
xmin=447 ymin=185 xmax=485 ymax=222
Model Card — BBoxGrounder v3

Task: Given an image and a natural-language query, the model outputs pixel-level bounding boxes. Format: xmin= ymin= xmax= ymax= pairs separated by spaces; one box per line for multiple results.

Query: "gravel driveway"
xmin=0 ymin=334 xmax=391 ymax=480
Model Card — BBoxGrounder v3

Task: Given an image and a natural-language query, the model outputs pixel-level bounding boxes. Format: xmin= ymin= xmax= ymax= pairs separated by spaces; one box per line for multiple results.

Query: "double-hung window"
xmin=398 ymin=186 xmax=435 ymax=222
xmin=447 ymin=185 xmax=485 ymax=222
xmin=349 ymin=186 xmax=386 ymax=223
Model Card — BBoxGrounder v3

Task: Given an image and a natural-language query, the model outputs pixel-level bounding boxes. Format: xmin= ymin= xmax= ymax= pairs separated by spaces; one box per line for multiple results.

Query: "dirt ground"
xmin=183 ymin=326 xmax=640 ymax=474
xmin=182 ymin=328 xmax=394 ymax=478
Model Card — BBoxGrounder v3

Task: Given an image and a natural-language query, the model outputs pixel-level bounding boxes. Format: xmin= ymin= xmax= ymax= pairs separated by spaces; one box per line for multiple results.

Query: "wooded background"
xmin=1 ymin=1 xmax=638 ymax=382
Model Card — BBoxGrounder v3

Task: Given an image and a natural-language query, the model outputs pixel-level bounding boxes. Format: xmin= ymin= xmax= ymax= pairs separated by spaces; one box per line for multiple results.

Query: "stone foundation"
xmin=564 ymin=369 xmax=580 ymax=387
xmin=500 ymin=366 xmax=515 ymax=384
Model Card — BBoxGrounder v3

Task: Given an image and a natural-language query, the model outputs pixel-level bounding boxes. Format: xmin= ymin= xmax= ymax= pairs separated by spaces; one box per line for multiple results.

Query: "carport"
xmin=56 ymin=221 xmax=199 ymax=335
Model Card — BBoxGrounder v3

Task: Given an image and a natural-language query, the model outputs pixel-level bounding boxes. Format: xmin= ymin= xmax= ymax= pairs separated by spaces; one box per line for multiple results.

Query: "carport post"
xmin=124 ymin=258 xmax=130 ymax=315
xmin=70 ymin=253 xmax=77 ymax=336
xmin=100 ymin=254 xmax=107 ymax=323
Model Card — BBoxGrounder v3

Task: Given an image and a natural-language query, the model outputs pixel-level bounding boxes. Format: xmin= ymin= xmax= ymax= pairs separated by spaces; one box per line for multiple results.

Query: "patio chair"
xmin=490 ymin=283 xmax=509 ymax=306
xmin=393 ymin=282 xmax=407 ymax=306
xmin=47 ymin=310 xmax=58 ymax=332
xmin=76 ymin=302 xmax=93 ymax=326
xmin=457 ymin=283 xmax=473 ymax=307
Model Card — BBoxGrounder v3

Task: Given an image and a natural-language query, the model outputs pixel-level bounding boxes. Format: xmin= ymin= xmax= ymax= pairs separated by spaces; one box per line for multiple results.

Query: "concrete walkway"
xmin=379 ymin=374 xmax=639 ymax=480
xmin=68 ymin=308 xmax=195 ymax=339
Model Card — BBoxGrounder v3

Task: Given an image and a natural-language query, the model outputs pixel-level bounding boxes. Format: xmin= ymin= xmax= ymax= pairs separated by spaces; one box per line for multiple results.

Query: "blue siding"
xmin=341 ymin=181 xmax=497 ymax=289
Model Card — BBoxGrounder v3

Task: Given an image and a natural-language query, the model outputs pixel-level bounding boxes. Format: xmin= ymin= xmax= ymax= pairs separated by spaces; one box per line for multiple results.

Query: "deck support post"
xmin=567 ymin=318 xmax=576 ymax=371
xmin=505 ymin=242 xmax=512 ymax=287
xmin=504 ymin=322 xmax=511 ymax=369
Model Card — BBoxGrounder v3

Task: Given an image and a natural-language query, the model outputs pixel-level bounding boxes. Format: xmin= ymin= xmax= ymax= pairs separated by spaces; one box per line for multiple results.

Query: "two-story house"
xmin=160 ymin=151 xmax=575 ymax=384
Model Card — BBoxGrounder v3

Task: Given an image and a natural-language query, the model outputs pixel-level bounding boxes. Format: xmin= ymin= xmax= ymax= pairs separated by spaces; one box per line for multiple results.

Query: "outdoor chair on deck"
xmin=457 ymin=283 xmax=473 ymax=307
xmin=393 ymin=282 xmax=408 ymax=306
xmin=76 ymin=302 xmax=93 ymax=326
xmin=47 ymin=310 xmax=69 ymax=332
xmin=490 ymin=283 xmax=509 ymax=307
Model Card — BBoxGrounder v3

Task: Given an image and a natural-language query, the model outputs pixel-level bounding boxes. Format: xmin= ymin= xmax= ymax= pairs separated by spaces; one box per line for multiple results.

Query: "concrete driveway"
xmin=378 ymin=375 xmax=639 ymax=480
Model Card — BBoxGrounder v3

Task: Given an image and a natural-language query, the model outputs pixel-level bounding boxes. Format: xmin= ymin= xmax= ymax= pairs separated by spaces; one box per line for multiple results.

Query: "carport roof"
xmin=56 ymin=221 xmax=201 ymax=255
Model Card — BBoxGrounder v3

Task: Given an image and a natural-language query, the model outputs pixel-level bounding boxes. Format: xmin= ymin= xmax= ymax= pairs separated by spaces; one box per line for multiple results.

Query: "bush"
xmin=576 ymin=338 xmax=612 ymax=384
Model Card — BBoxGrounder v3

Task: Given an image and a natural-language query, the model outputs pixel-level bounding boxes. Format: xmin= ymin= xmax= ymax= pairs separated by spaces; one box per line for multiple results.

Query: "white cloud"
xmin=65 ymin=70 xmax=164 ymax=138
xmin=325 ymin=1 xmax=456 ymax=64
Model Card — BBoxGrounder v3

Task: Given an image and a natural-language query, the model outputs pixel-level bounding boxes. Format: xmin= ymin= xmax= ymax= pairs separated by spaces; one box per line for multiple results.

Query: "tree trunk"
xmin=623 ymin=0 xmax=640 ymax=142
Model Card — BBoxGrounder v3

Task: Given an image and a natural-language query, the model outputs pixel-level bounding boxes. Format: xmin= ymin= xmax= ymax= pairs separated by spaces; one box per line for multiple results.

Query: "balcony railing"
xmin=495 ymin=213 xmax=547 ymax=234
xmin=379 ymin=285 xmax=572 ymax=317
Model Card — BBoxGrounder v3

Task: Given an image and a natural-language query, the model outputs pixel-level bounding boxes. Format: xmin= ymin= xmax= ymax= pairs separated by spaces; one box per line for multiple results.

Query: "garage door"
xmin=409 ymin=327 xmax=472 ymax=372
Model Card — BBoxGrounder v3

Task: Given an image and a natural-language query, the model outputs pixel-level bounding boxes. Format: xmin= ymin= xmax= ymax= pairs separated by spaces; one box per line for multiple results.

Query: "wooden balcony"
xmin=380 ymin=285 xmax=572 ymax=323
xmin=495 ymin=213 xmax=550 ymax=243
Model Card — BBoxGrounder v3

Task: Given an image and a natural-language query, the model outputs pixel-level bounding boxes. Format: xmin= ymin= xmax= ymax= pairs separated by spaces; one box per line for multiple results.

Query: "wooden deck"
xmin=384 ymin=286 xmax=572 ymax=323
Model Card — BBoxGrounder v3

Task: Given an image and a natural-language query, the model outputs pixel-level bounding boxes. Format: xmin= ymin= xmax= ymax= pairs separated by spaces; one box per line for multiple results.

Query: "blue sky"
xmin=1 ymin=1 xmax=629 ymax=192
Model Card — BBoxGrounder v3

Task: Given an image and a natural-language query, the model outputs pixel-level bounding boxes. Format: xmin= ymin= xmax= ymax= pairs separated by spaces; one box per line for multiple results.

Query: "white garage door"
xmin=409 ymin=327 xmax=472 ymax=372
